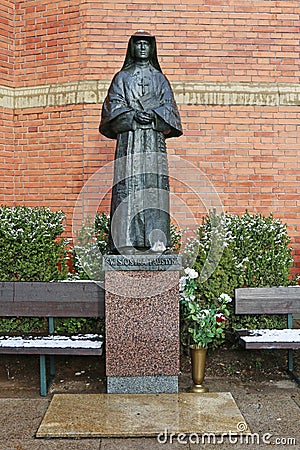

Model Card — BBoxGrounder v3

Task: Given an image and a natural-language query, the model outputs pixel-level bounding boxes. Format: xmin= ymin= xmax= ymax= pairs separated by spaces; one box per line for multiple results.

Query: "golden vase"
xmin=189 ymin=345 xmax=208 ymax=393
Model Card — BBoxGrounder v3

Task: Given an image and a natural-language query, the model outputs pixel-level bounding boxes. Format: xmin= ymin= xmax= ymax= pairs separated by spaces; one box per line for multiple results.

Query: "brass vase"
xmin=189 ymin=345 xmax=208 ymax=393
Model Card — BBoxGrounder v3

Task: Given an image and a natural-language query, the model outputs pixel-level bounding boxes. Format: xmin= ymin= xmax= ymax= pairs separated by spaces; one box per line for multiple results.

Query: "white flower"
xmin=218 ymin=293 xmax=232 ymax=303
xmin=179 ymin=276 xmax=187 ymax=292
xmin=196 ymin=313 xmax=205 ymax=321
xmin=184 ymin=267 xmax=198 ymax=279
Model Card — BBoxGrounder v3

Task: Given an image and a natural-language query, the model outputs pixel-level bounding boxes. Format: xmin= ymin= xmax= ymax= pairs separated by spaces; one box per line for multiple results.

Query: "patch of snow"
xmin=0 ymin=334 xmax=103 ymax=349
xmin=241 ymin=329 xmax=300 ymax=343
xmin=58 ymin=280 xmax=97 ymax=282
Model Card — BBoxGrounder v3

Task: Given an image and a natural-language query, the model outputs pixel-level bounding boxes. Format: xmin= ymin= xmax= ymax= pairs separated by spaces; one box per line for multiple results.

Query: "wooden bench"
xmin=235 ymin=286 xmax=300 ymax=384
xmin=0 ymin=281 xmax=105 ymax=396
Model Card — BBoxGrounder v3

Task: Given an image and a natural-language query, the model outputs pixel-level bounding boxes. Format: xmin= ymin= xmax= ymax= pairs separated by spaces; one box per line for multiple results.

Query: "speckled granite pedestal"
xmin=104 ymin=254 xmax=181 ymax=394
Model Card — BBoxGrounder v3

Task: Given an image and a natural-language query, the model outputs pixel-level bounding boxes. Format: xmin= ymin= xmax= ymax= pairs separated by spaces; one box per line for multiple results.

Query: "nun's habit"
xmin=100 ymin=31 xmax=182 ymax=253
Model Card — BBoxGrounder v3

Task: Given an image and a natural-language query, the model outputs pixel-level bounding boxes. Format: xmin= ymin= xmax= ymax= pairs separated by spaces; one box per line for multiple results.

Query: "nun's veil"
xmin=121 ymin=30 xmax=162 ymax=72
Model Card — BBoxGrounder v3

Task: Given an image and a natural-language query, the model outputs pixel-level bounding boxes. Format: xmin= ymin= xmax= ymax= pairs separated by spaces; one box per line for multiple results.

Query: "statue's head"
xmin=121 ymin=30 xmax=162 ymax=72
xmin=133 ymin=39 xmax=151 ymax=62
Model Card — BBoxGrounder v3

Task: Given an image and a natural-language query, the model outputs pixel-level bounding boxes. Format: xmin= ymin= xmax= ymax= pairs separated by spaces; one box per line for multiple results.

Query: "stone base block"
xmin=107 ymin=376 xmax=178 ymax=394
xmin=104 ymin=268 xmax=180 ymax=394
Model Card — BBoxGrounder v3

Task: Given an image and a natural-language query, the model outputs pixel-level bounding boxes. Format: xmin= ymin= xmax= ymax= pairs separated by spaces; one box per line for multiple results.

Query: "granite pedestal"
xmin=104 ymin=254 xmax=181 ymax=394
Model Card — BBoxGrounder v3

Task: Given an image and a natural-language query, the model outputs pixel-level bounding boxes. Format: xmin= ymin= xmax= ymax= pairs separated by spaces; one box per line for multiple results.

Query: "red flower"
xmin=216 ymin=314 xmax=227 ymax=323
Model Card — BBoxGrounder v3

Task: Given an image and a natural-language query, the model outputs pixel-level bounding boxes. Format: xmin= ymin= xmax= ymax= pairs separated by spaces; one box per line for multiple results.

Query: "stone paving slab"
xmin=36 ymin=392 xmax=249 ymax=438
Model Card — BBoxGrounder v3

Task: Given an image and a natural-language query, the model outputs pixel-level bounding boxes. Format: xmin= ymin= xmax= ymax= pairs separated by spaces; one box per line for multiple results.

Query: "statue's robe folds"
xmin=100 ymin=64 xmax=182 ymax=253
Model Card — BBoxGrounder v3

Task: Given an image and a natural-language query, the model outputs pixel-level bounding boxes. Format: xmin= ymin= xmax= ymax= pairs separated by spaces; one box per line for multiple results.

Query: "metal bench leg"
xmin=287 ymin=314 xmax=300 ymax=384
xmin=288 ymin=350 xmax=300 ymax=385
xmin=39 ymin=355 xmax=47 ymax=396
xmin=49 ymin=356 xmax=55 ymax=381
xmin=47 ymin=317 xmax=56 ymax=388
xmin=288 ymin=349 xmax=293 ymax=372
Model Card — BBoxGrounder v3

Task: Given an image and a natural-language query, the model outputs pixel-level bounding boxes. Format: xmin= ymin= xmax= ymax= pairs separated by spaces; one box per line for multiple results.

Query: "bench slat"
xmin=14 ymin=281 xmax=104 ymax=303
xmin=0 ymin=301 xmax=104 ymax=318
xmin=0 ymin=334 xmax=103 ymax=355
xmin=0 ymin=348 xmax=103 ymax=355
xmin=0 ymin=282 xmax=14 ymax=302
xmin=238 ymin=329 xmax=300 ymax=350
xmin=235 ymin=287 xmax=300 ymax=314
xmin=0 ymin=281 xmax=105 ymax=318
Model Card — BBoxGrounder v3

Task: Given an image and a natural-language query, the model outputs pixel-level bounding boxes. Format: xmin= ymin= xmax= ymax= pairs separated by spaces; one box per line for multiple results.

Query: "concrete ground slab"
xmin=0 ymin=440 xmax=101 ymax=450
xmin=0 ymin=399 xmax=47 ymax=440
xmin=36 ymin=392 xmax=249 ymax=438
xmin=0 ymin=398 xmax=101 ymax=449
xmin=100 ymin=437 xmax=187 ymax=449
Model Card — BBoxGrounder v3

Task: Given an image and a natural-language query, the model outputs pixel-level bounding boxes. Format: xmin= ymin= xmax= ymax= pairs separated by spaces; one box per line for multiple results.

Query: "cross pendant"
xmin=138 ymin=76 xmax=149 ymax=96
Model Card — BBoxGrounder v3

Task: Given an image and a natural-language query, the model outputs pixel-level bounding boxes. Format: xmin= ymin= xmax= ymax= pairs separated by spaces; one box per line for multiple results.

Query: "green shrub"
xmin=70 ymin=212 xmax=110 ymax=280
xmin=54 ymin=318 xmax=104 ymax=335
xmin=193 ymin=210 xmax=294 ymax=338
xmin=0 ymin=316 xmax=104 ymax=335
xmin=0 ymin=206 xmax=68 ymax=333
xmin=0 ymin=206 xmax=68 ymax=281
xmin=0 ymin=207 xmax=105 ymax=335
xmin=0 ymin=317 xmax=46 ymax=334
xmin=170 ymin=222 xmax=182 ymax=252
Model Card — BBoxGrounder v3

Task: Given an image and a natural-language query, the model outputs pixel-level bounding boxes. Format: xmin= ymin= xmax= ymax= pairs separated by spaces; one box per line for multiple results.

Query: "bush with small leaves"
xmin=0 ymin=206 xmax=68 ymax=333
xmin=0 ymin=206 xmax=68 ymax=281
xmin=193 ymin=210 xmax=294 ymax=339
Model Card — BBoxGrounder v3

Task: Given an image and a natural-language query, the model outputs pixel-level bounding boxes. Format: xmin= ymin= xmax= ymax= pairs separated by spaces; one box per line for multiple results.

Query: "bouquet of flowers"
xmin=180 ymin=267 xmax=232 ymax=349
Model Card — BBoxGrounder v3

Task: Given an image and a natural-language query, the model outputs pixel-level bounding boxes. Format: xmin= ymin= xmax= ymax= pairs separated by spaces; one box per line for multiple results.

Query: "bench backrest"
xmin=235 ymin=287 xmax=300 ymax=315
xmin=0 ymin=281 xmax=105 ymax=318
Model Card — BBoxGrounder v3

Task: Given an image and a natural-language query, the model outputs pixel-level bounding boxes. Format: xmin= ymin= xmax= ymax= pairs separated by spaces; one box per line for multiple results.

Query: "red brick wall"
xmin=82 ymin=0 xmax=300 ymax=83
xmin=14 ymin=0 xmax=82 ymax=86
xmin=3 ymin=0 xmax=84 ymax=221
xmin=13 ymin=105 xmax=85 ymax=217
xmin=0 ymin=0 xmax=14 ymax=86
xmin=0 ymin=107 xmax=14 ymax=204
xmin=0 ymin=1 xmax=14 ymax=205
xmin=1 ymin=1 xmax=300 ymax=272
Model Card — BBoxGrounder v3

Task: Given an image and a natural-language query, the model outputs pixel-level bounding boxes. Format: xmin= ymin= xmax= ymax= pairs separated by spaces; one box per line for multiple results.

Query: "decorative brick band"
xmin=172 ymin=82 xmax=300 ymax=107
xmin=0 ymin=81 xmax=299 ymax=109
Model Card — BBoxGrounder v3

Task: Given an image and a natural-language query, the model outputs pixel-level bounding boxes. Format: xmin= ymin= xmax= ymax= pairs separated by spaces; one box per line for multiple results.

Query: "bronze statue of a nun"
xmin=100 ymin=31 xmax=182 ymax=254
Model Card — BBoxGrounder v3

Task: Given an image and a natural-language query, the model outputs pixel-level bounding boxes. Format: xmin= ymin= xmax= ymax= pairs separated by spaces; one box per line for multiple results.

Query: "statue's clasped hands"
xmin=134 ymin=110 xmax=154 ymax=125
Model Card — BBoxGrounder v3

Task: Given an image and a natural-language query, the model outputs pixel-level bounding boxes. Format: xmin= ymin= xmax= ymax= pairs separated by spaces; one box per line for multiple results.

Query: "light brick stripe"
xmin=0 ymin=82 xmax=299 ymax=109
